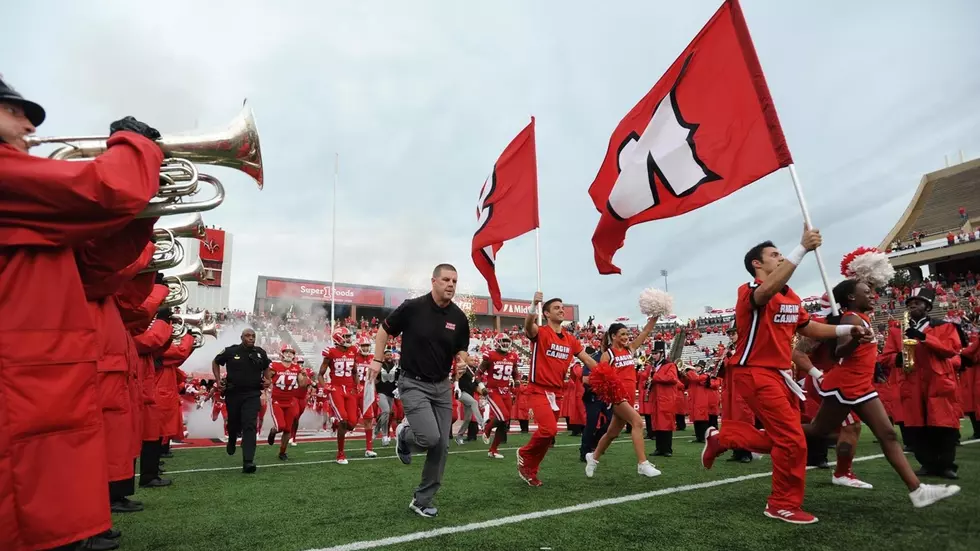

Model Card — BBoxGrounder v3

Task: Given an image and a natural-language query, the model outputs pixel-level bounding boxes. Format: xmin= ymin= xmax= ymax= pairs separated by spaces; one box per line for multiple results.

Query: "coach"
xmin=370 ymin=263 xmax=470 ymax=518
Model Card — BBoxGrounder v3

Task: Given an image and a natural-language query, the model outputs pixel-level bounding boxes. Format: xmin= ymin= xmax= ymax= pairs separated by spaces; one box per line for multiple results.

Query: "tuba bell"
xmin=154 ymin=213 xmax=207 ymax=241
xmin=24 ymin=101 xmax=263 ymax=218
xmin=143 ymin=236 xmax=185 ymax=273
xmin=172 ymin=311 xmax=206 ymax=327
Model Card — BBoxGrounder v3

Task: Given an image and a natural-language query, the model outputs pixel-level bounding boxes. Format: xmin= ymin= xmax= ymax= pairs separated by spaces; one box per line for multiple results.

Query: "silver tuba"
xmin=25 ymin=101 xmax=263 ymax=218
xmin=143 ymin=236 xmax=185 ymax=273
xmin=188 ymin=322 xmax=219 ymax=349
xmin=160 ymin=259 xmax=204 ymax=308
xmin=154 ymin=213 xmax=207 ymax=241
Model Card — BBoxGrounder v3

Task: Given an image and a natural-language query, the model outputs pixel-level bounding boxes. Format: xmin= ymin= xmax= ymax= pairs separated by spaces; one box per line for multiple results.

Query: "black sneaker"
xmin=100 ymin=528 xmax=122 ymax=539
xmin=243 ymin=462 xmax=257 ymax=474
xmin=138 ymin=477 xmax=172 ymax=488
xmin=110 ymin=499 xmax=143 ymax=513
xmin=395 ymin=420 xmax=412 ymax=465
xmin=267 ymin=429 xmax=277 ymax=446
xmin=226 ymin=438 xmax=236 ymax=456
xmin=83 ymin=535 xmax=120 ymax=551
xmin=278 ymin=452 xmax=288 ymax=461
xmin=409 ymin=499 xmax=437 ymax=518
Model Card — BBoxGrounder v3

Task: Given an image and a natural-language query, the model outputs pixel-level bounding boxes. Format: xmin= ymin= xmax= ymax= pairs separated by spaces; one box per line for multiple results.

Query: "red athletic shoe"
xmin=517 ymin=451 xmax=541 ymax=487
xmin=701 ymin=427 xmax=725 ymax=470
xmin=763 ymin=505 xmax=818 ymax=524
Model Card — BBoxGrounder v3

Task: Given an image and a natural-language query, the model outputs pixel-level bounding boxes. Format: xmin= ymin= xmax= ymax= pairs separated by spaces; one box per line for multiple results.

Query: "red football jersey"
xmin=355 ymin=353 xmax=374 ymax=385
xmin=732 ymin=279 xmax=810 ymax=369
xmin=323 ymin=346 xmax=357 ymax=386
xmin=530 ymin=325 xmax=583 ymax=390
xmin=484 ymin=350 xmax=520 ymax=390
xmin=270 ymin=361 xmax=303 ymax=400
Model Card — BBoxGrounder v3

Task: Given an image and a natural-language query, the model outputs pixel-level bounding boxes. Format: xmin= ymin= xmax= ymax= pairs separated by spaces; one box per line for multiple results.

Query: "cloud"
xmin=5 ymin=0 xmax=980 ymax=324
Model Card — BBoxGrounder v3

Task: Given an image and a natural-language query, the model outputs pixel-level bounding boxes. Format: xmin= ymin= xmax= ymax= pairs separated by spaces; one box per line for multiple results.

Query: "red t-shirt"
xmin=484 ymin=350 xmax=519 ymax=390
xmin=732 ymin=279 xmax=810 ymax=369
xmin=323 ymin=346 xmax=357 ymax=387
xmin=270 ymin=361 xmax=303 ymax=400
xmin=607 ymin=346 xmax=637 ymax=387
xmin=530 ymin=325 xmax=583 ymax=390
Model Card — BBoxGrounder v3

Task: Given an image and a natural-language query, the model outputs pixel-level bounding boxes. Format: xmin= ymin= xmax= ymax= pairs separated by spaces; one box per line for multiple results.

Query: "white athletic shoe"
xmin=637 ymin=461 xmax=662 ymax=478
xmin=454 ymin=436 xmax=465 ymax=446
xmin=364 ymin=450 xmax=378 ymax=458
xmin=488 ymin=451 xmax=504 ymax=459
xmin=482 ymin=433 xmax=491 ymax=445
xmin=218 ymin=435 xmax=228 ymax=443
xmin=382 ymin=436 xmax=391 ymax=446
xmin=909 ymin=483 xmax=961 ymax=508
xmin=585 ymin=452 xmax=599 ymax=478
xmin=290 ymin=440 xmax=298 ymax=447
xmin=336 ymin=454 xmax=349 ymax=465
xmin=832 ymin=472 xmax=873 ymax=489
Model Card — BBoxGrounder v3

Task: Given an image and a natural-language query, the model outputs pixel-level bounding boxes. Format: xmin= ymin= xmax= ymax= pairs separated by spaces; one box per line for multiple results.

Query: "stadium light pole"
xmin=331 ymin=153 xmax=338 ymax=329
xmin=660 ymin=269 xmax=668 ymax=292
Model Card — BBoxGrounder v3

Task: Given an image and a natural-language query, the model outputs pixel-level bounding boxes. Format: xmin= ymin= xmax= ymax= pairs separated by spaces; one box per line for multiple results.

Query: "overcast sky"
xmin=5 ymin=0 xmax=979 ymax=323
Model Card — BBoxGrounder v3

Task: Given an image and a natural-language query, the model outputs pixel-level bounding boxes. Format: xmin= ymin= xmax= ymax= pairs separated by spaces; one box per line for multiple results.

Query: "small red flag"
xmin=472 ymin=118 xmax=539 ymax=310
xmin=589 ymin=0 xmax=792 ymax=274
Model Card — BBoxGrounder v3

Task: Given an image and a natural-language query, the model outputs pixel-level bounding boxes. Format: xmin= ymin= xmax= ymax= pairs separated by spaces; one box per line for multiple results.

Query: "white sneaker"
xmin=585 ymin=452 xmax=599 ymax=478
xmin=488 ymin=451 xmax=504 ymax=459
xmin=337 ymin=457 xmax=349 ymax=465
xmin=382 ymin=436 xmax=391 ymax=446
xmin=482 ymin=433 xmax=491 ymax=445
xmin=637 ymin=460 xmax=662 ymax=478
xmin=218 ymin=435 xmax=228 ymax=443
xmin=454 ymin=436 xmax=465 ymax=445
xmin=290 ymin=440 xmax=298 ymax=447
xmin=832 ymin=472 xmax=873 ymax=489
xmin=364 ymin=450 xmax=378 ymax=458
xmin=909 ymin=483 xmax=961 ymax=508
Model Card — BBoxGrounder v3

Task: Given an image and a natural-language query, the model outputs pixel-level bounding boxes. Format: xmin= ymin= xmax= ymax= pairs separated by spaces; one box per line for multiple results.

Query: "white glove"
xmin=393 ymin=389 xmax=400 ymax=400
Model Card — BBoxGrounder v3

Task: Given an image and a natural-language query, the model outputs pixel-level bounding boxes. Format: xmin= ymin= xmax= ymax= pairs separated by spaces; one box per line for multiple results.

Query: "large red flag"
xmin=473 ymin=118 xmax=539 ymax=310
xmin=589 ymin=0 xmax=792 ymax=274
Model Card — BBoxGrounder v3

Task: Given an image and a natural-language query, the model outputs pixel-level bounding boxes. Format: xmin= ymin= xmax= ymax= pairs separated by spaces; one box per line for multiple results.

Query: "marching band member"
xmin=701 ymin=230 xmax=871 ymax=524
xmin=0 ymin=76 xmax=163 ymax=551
xmin=585 ymin=317 xmax=661 ymax=478
xmin=646 ymin=342 xmax=680 ymax=457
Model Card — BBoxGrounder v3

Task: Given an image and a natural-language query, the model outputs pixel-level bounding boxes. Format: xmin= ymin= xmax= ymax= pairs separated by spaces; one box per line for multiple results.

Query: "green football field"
xmin=115 ymin=420 xmax=979 ymax=551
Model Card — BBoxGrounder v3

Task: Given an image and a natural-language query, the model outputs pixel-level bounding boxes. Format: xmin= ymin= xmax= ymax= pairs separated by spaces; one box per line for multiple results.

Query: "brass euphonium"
xmin=172 ymin=311 xmax=206 ymax=327
xmin=901 ymin=311 xmax=917 ymax=373
xmin=24 ymin=101 xmax=263 ymax=218
xmin=143 ymin=236 xmax=185 ymax=273
xmin=160 ymin=258 xmax=204 ymax=308
xmin=154 ymin=213 xmax=207 ymax=241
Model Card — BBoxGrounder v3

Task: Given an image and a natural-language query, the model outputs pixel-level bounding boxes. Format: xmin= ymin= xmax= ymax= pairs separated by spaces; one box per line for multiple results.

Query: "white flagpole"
xmin=535 ymin=227 xmax=542 ymax=325
xmin=787 ymin=164 xmax=839 ymax=316
xmin=331 ymin=153 xmax=338 ymax=329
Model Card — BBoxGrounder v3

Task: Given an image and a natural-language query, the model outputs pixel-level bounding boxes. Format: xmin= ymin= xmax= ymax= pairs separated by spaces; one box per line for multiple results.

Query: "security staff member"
xmin=213 ymin=328 xmax=271 ymax=473
xmin=579 ymin=346 xmax=611 ymax=462
xmin=369 ymin=263 xmax=470 ymax=519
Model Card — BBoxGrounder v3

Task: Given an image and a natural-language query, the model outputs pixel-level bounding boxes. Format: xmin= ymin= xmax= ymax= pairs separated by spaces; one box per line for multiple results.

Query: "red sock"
xmin=280 ymin=434 xmax=289 ymax=455
xmin=490 ymin=425 xmax=506 ymax=453
xmin=834 ymin=451 xmax=854 ymax=477
xmin=365 ymin=426 xmax=373 ymax=451
xmin=338 ymin=430 xmax=346 ymax=454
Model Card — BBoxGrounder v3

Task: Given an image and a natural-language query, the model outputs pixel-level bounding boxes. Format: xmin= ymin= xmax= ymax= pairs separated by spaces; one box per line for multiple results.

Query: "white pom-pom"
xmin=845 ymin=250 xmax=895 ymax=288
xmin=638 ymin=288 xmax=673 ymax=318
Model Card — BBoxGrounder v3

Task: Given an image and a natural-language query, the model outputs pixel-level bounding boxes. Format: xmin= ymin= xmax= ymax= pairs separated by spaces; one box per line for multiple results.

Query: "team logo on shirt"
xmin=446 ymin=322 xmax=456 ymax=330
xmin=545 ymin=343 xmax=570 ymax=360
xmin=773 ymin=304 xmax=800 ymax=324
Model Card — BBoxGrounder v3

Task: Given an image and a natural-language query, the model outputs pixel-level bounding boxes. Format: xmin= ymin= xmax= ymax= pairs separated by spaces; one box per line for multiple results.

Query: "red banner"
xmin=265 ymin=280 xmax=385 ymax=306
xmin=199 ymin=228 xmax=225 ymax=287
xmin=455 ymin=297 xmax=490 ymax=316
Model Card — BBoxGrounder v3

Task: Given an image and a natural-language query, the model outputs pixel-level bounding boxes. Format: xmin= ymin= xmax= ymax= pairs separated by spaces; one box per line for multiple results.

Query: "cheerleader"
xmin=804 ymin=275 xmax=960 ymax=508
xmin=585 ymin=315 xmax=661 ymax=478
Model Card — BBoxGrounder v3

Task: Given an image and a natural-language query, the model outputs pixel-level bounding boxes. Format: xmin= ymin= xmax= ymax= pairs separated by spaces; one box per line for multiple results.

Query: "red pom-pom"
xmin=588 ymin=362 xmax=629 ymax=404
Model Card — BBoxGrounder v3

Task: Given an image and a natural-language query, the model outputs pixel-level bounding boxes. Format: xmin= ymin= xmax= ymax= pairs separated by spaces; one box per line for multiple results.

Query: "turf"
xmin=114 ymin=421 xmax=979 ymax=551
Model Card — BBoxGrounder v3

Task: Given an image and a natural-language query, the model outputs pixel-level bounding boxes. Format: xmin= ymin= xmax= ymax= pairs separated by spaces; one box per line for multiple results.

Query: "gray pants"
xmin=375 ymin=393 xmax=393 ymax=437
xmin=397 ymin=377 xmax=452 ymax=507
xmin=455 ymin=391 xmax=485 ymax=438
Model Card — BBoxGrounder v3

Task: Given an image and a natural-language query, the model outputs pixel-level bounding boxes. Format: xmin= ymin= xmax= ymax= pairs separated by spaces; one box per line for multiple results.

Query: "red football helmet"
xmin=332 ymin=327 xmax=354 ymax=348
xmin=357 ymin=336 xmax=372 ymax=355
xmin=280 ymin=344 xmax=296 ymax=355
xmin=494 ymin=332 xmax=512 ymax=352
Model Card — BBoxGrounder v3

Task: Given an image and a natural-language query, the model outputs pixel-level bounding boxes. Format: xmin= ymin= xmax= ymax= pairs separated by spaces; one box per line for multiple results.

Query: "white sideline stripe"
xmin=143 ymin=440 xmax=627 ymax=477
xmin=306 ymin=439 xmax=980 ymax=551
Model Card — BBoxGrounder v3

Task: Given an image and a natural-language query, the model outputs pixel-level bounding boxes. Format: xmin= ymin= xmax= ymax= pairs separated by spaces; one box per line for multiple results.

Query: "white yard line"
xmin=145 ymin=440 xmax=626 ymax=477
xmin=306 ymin=439 xmax=979 ymax=551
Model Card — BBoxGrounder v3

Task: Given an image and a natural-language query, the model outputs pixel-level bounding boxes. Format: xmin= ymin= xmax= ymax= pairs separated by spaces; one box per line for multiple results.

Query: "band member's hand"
xmin=532 ymin=291 xmax=543 ymax=306
xmin=109 ymin=116 xmax=162 ymax=141
xmin=905 ymin=328 xmax=926 ymax=341
xmin=801 ymin=226 xmax=822 ymax=251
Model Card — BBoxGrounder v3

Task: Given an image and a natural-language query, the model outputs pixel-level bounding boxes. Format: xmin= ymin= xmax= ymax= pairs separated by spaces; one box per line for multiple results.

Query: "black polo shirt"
xmin=214 ymin=343 xmax=271 ymax=394
xmin=382 ymin=293 xmax=470 ymax=383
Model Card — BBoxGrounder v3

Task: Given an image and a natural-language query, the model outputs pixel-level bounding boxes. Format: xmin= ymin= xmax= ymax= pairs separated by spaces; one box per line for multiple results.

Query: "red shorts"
xmin=817 ymin=369 xmax=878 ymax=406
xmin=271 ymin=397 xmax=299 ymax=432
xmin=485 ymin=388 xmax=512 ymax=422
xmin=328 ymin=387 xmax=359 ymax=424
